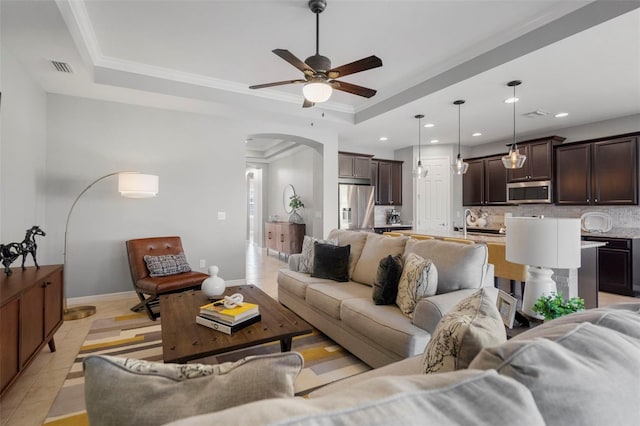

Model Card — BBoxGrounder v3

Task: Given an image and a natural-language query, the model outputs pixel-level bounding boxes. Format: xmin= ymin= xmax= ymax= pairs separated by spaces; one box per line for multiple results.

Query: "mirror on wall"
xmin=283 ymin=184 xmax=296 ymax=213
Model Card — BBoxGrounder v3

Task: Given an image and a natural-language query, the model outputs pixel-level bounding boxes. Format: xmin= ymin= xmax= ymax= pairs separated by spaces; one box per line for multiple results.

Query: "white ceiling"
xmin=2 ymin=0 xmax=639 ymax=154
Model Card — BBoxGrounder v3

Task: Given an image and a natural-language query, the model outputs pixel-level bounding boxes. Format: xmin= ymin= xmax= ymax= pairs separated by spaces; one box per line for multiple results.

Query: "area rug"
xmin=44 ymin=313 xmax=370 ymax=425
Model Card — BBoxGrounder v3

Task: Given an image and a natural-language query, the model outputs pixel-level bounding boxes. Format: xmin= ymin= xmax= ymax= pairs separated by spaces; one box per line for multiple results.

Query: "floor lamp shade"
xmin=118 ymin=173 xmax=159 ymax=198
xmin=505 ymin=217 xmax=581 ymax=318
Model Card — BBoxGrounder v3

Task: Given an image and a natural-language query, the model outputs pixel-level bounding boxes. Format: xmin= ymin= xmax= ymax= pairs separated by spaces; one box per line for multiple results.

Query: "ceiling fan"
xmin=249 ymin=0 xmax=382 ymax=108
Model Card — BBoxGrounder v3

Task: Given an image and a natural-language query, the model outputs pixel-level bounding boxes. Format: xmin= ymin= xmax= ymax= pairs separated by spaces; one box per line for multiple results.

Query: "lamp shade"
xmin=118 ymin=173 xmax=159 ymax=198
xmin=506 ymin=217 xmax=581 ymax=269
xmin=302 ymin=82 xmax=333 ymax=103
xmin=502 ymin=145 xmax=527 ymax=169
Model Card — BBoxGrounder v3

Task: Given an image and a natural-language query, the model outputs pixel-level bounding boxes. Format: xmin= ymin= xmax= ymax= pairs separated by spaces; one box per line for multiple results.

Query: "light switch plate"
xmin=217 ymin=211 xmax=226 ymax=220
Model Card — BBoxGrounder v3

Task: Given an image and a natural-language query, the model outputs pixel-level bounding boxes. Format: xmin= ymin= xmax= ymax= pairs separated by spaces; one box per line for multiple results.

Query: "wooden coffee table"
xmin=160 ymin=285 xmax=312 ymax=363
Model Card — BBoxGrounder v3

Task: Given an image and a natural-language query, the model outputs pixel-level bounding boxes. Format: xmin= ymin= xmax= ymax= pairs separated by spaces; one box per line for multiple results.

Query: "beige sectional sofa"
xmin=277 ymin=229 xmax=495 ymax=367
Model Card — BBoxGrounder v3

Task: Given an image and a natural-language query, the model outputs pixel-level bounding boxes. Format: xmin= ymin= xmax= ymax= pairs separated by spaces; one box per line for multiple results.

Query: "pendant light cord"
xmin=512 ymin=83 xmax=517 ymax=149
xmin=418 ymin=116 xmax=422 ymax=160
xmin=458 ymin=103 xmax=461 ymax=158
xmin=315 ymin=12 xmax=320 ymax=55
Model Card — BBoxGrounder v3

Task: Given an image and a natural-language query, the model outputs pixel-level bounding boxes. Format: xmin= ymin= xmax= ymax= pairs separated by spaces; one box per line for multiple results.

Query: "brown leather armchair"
xmin=126 ymin=236 xmax=208 ymax=320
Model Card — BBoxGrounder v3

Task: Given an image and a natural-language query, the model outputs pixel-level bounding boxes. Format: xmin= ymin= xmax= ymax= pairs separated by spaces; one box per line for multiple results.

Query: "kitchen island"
xmin=399 ymin=228 xmax=604 ymax=308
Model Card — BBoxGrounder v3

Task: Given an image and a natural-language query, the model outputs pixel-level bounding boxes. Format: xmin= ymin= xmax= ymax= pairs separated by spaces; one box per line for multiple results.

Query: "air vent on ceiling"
xmin=51 ymin=60 xmax=73 ymax=73
xmin=523 ymin=110 xmax=550 ymax=118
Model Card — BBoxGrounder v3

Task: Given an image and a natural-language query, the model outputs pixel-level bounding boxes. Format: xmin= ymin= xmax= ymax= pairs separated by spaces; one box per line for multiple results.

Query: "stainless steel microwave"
xmin=506 ymin=180 xmax=552 ymax=204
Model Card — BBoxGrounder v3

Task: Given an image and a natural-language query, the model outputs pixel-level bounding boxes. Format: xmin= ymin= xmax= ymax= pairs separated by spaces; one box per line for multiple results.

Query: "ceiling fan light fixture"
xmin=413 ymin=114 xmax=428 ymax=179
xmin=303 ymin=82 xmax=333 ymax=103
xmin=451 ymin=100 xmax=469 ymax=175
xmin=503 ymin=80 xmax=527 ymax=170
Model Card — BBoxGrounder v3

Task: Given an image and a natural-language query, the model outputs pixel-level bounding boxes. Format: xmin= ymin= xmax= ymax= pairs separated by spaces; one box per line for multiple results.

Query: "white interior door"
xmin=415 ymin=156 xmax=451 ymax=231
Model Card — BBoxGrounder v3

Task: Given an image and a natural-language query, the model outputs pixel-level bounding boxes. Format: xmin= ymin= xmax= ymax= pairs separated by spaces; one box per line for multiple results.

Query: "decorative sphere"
xmin=201 ymin=265 xmax=225 ymax=298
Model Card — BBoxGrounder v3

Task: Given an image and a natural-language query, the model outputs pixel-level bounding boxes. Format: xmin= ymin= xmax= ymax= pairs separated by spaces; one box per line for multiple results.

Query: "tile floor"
xmin=0 ymin=244 xmax=637 ymax=425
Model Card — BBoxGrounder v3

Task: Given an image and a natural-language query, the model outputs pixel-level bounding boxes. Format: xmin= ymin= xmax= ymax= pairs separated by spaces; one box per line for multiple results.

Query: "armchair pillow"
xmin=83 ymin=352 xmax=303 ymax=426
xmin=396 ymin=253 xmax=438 ymax=317
xmin=143 ymin=253 xmax=191 ymax=277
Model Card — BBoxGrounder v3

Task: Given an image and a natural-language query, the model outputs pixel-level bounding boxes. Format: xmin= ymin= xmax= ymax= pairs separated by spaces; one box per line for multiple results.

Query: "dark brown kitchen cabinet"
xmin=372 ymin=159 xmax=403 ymax=205
xmin=583 ymin=236 xmax=639 ymax=297
xmin=1 ymin=265 xmax=63 ymax=397
xmin=507 ymin=136 xmax=565 ymax=183
xmin=463 ymin=155 xmax=508 ymax=206
xmin=339 ymin=152 xmax=373 ymax=179
xmin=555 ymin=135 xmax=638 ymax=205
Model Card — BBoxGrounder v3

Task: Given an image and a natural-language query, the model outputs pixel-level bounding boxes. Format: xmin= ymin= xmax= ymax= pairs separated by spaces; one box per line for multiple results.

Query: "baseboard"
xmin=67 ymin=290 xmax=137 ymax=304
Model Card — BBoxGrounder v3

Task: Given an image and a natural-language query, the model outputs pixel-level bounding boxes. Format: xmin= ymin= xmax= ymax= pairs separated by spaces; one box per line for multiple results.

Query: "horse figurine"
xmin=20 ymin=226 xmax=46 ymax=270
xmin=1 ymin=242 xmax=21 ymax=276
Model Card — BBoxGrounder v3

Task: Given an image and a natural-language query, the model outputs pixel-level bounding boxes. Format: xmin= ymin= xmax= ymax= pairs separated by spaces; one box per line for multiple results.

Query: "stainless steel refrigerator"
xmin=338 ymin=184 xmax=375 ymax=230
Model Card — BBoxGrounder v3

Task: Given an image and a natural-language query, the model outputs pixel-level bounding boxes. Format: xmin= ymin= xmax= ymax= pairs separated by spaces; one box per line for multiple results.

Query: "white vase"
xmin=289 ymin=210 xmax=303 ymax=224
xmin=201 ymin=265 xmax=226 ymax=298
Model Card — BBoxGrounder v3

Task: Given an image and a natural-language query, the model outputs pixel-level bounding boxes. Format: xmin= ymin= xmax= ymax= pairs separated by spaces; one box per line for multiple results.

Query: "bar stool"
xmin=382 ymin=232 xmax=404 ymax=237
xmin=409 ymin=235 xmax=435 ymax=240
xmin=486 ymin=242 xmax=528 ymax=297
xmin=443 ymin=237 xmax=475 ymax=245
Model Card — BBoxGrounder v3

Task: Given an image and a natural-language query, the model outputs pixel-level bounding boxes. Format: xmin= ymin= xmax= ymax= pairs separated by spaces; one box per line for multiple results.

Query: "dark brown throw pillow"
xmin=311 ymin=242 xmax=351 ymax=282
xmin=372 ymin=255 xmax=403 ymax=305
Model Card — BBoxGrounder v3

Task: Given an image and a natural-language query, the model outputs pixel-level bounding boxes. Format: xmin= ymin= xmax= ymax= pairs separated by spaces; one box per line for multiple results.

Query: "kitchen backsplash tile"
xmin=474 ymin=205 xmax=639 ymax=229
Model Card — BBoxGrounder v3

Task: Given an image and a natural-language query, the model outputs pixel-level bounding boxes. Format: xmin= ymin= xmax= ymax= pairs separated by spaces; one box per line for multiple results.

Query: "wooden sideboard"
xmin=1 ymin=265 xmax=64 ymax=397
xmin=265 ymin=222 xmax=305 ymax=258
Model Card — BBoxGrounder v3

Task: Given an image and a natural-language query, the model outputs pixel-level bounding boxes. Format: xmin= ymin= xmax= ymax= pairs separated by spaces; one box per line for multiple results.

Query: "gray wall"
xmin=0 ymin=47 xmax=48 ymax=261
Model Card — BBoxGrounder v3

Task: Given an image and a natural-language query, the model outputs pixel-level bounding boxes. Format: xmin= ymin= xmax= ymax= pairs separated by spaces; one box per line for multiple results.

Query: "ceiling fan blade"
xmin=330 ymin=80 xmax=377 ymax=98
xmin=302 ymin=99 xmax=315 ymax=108
xmin=249 ymin=79 xmax=306 ymax=90
xmin=273 ymin=49 xmax=315 ymax=76
xmin=327 ymin=56 xmax=382 ymax=79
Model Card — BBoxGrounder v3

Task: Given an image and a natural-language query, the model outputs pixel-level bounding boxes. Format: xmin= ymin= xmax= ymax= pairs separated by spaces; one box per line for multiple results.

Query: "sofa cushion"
xmin=306 ymin=282 xmax=372 ymax=319
xmin=84 ymin=352 xmax=303 ymax=426
xmin=327 ymin=229 xmax=369 ymax=278
xmin=277 ymin=269 xmax=330 ymax=299
xmin=341 ymin=298 xmax=431 ymax=358
xmin=469 ymin=315 xmax=640 ymax=426
xmin=404 ymin=239 xmax=488 ymax=293
xmin=421 ymin=288 xmax=506 ymax=374
xmin=299 ymin=236 xmax=338 ymax=274
xmin=165 ymin=370 xmax=544 ymax=426
xmin=372 ymin=255 xmax=403 ymax=305
xmin=351 ymin=233 xmax=407 ymax=286
xmin=311 ymin=242 xmax=350 ymax=282
xmin=396 ymin=253 xmax=438 ymax=318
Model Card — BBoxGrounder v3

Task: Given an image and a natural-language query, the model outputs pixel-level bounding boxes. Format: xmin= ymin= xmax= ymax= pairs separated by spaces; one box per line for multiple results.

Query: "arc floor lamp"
xmin=63 ymin=172 xmax=159 ymax=320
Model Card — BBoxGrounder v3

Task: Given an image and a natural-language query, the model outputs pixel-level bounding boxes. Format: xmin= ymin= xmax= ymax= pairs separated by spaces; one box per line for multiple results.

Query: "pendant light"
xmin=502 ymin=80 xmax=527 ymax=169
xmin=412 ymin=114 xmax=428 ymax=179
xmin=451 ymin=100 xmax=469 ymax=175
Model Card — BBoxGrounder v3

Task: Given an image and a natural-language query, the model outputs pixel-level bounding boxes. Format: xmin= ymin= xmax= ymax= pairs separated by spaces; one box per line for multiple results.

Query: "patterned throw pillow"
xmin=144 ymin=253 xmax=191 ymax=277
xmin=422 ymin=288 xmax=506 ymax=374
xmin=372 ymin=255 xmax=403 ymax=305
xmin=396 ymin=253 xmax=438 ymax=317
xmin=299 ymin=236 xmax=338 ymax=273
xmin=84 ymin=353 xmax=303 ymax=425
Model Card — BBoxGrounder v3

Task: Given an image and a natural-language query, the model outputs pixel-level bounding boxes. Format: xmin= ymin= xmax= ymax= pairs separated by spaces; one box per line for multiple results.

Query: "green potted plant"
xmin=532 ymin=292 xmax=585 ymax=321
xmin=288 ymin=194 xmax=304 ymax=224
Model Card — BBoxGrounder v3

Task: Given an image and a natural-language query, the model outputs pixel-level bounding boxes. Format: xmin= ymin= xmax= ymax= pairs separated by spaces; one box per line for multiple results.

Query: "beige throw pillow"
xmin=421 ymin=288 xmax=506 ymax=374
xmin=83 ymin=352 xmax=303 ymax=426
xmin=396 ymin=252 xmax=438 ymax=318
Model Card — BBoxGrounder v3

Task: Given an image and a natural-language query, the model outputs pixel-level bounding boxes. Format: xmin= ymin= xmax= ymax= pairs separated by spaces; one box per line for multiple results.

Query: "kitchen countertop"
xmin=373 ymin=224 xmax=412 ymax=228
xmin=581 ymin=227 xmax=640 ymax=239
xmin=403 ymin=229 xmax=606 ymax=249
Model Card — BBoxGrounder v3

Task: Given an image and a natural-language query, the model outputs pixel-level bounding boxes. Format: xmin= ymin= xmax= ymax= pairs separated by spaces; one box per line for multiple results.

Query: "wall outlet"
xmin=199 ymin=259 xmax=206 ymax=268
xmin=217 ymin=211 xmax=226 ymax=220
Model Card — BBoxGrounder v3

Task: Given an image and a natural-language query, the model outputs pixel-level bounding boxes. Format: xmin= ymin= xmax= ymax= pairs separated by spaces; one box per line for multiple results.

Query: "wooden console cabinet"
xmin=265 ymin=222 xmax=305 ymax=257
xmin=1 ymin=265 xmax=63 ymax=397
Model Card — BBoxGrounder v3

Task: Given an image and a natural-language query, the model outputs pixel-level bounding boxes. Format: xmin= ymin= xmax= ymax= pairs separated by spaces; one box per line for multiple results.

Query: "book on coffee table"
xmin=196 ymin=313 xmax=262 ymax=335
xmin=199 ymin=301 xmax=259 ymax=323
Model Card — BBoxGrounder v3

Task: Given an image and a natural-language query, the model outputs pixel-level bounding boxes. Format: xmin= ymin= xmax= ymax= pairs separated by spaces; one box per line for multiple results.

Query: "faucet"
xmin=463 ymin=209 xmax=472 ymax=239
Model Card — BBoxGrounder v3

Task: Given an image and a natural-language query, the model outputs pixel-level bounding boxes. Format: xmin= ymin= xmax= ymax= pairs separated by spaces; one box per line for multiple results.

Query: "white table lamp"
xmin=506 ymin=216 xmax=581 ymax=319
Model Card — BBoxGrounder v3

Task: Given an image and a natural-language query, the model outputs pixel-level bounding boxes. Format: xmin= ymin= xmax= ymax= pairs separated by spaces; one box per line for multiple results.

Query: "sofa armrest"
xmin=288 ymin=253 xmax=302 ymax=272
xmin=412 ymin=287 xmax=499 ymax=334
xmin=482 ymin=263 xmax=495 ymax=288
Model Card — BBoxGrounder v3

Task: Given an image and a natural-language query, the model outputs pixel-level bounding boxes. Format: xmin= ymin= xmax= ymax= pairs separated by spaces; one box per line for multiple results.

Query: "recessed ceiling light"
xmin=430 ymin=139 xmax=439 ymax=144
xmin=555 ymin=112 xmax=569 ymax=118
xmin=423 ymin=123 xmax=435 ymax=128
xmin=472 ymin=132 xmax=482 ymax=137
xmin=504 ymin=97 xmax=519 ymax=104
xmin=379 ymin=137 xmax=388 ymax=141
